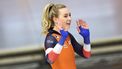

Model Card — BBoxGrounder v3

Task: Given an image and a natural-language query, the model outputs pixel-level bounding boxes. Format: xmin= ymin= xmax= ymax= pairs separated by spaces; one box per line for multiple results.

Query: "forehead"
xmin=58 ymin=8 xmax=70 ymax=15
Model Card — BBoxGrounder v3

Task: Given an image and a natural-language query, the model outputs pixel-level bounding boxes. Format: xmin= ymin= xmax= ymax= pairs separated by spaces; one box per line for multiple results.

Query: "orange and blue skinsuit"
xmin=44 ymin=29 xmax=91 ymax=69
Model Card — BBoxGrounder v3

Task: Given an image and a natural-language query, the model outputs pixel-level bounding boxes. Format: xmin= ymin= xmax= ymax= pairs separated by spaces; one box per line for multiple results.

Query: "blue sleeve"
xmin=44 ymin=34 xmax=58 ymax=49
xmin=69 ymin=33 xmax=85 ymax=57
xmin=44 ymin=34 xmax=58 ymax=63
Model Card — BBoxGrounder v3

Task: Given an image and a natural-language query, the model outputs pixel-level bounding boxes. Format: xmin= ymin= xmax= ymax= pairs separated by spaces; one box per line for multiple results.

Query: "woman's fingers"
xmin=78 ymin=19 xmax=89 ymax=29
xmin=78 ymin=19 xmax=84 ymax=26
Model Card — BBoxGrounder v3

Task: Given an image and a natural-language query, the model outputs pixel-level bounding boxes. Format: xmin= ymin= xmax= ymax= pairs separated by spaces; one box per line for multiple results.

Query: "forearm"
xmin=45 ymin=35 xmax=67 ymax=64
xmin=78 ymin=25 xmax=91 ymax=58
xmin=83 ymin=43 xmax=91 ymax=58
xmin=45 ymin=43 xmax=63 ymax=64
xmin=82 ymin=34 xmax=91 ymax=58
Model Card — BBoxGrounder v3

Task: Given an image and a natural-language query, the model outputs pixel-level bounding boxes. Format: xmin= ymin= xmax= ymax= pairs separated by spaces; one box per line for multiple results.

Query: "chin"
xmin=66 ymin=26 xmax=70 ymax=30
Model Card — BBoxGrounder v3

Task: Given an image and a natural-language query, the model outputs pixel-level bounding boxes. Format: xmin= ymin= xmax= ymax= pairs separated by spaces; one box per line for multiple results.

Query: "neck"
xmin=53 ymin=26 xmax=60 ymax=33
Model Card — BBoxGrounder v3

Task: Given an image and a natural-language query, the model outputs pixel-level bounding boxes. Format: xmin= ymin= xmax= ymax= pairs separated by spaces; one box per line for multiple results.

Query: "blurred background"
xmin=0 ymin=0 xmax=122 ymax=69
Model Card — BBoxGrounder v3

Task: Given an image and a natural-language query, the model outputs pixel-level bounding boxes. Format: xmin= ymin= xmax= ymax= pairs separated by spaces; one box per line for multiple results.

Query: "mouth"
xmin=66 ymin=23 xmax=71 ymax=25
xmin=66 ymin=22 xmax=71 ymax=25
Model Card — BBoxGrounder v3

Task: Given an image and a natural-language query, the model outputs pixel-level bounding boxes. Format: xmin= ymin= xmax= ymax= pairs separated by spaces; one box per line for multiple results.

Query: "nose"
xmin=68 ymin=16 xmax=71 ymax=20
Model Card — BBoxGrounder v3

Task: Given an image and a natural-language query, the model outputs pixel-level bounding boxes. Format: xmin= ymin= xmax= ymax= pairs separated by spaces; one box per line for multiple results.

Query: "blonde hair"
xmin=41 ymin=3 xmax=66 ymax=34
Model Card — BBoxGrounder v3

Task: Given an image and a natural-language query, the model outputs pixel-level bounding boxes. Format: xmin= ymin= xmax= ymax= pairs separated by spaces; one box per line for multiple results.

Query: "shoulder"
xmin=44 ymin=33 xmax=58 ymax=49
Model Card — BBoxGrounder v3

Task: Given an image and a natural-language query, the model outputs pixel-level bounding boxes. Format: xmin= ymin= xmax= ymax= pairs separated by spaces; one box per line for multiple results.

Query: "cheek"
xmin=62 ymin=20 xmax=67 ymax=26
xmin=58 ymin=18 xmax=70 ymax=29
xmin=60 ymin=18 xmax=66 ymax=23
xmin=62 ymin=22 xmax=70 ymax=30
xmin=59 ymin=18 xmax=66 ymax=25
xmin=62 ymin=23 xmax=66 ymax=27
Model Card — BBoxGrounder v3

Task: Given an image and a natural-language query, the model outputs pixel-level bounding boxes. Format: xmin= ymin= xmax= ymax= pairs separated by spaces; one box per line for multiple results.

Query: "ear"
xmin=53 ymin=17 xmax=58 ymax=24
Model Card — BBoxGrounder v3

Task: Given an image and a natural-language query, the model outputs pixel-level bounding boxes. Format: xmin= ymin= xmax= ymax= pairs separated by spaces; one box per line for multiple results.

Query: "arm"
xmin=45 ymin=30 xmax=68 ymax=64
xmin=78 ymin=26 xmax=91 ymax=58
xmin=45 ymin=34 xmax=60 ymax=64
xmin=71 ymin=19 xmax=91 ymax=58
xmin=70 ymin=33 xmax=91 ymax=58
xmin=77 ymin=19 xmax=91 ymax=58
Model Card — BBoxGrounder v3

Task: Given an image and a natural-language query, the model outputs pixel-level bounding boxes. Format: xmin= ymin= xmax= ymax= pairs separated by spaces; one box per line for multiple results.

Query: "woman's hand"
xmin=57 ymin=19 xmax=68 ymax=45
xmin=76 ymin=19 xmax=90 ymax=44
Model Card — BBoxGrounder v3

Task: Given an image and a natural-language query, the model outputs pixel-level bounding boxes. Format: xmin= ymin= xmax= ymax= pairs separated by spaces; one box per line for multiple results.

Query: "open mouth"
xmin=66 ymin=23 xmax=71 ymax=25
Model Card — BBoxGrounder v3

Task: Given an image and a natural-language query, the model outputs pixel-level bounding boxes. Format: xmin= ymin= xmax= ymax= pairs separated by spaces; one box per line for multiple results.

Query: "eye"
xmin=63 ymin=13 xmax=71 ymax=18
xmin=64 ymin=15 xmax=68 ymax=18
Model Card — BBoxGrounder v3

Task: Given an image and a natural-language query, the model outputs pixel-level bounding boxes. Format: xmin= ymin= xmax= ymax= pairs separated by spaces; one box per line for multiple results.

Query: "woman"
xmin=42 ymin=3 xmax=91 ymax=69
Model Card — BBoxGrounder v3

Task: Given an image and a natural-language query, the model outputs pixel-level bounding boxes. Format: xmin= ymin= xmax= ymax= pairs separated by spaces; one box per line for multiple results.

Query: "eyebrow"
xmin=64 ymin=12 xmax=71 ymax=15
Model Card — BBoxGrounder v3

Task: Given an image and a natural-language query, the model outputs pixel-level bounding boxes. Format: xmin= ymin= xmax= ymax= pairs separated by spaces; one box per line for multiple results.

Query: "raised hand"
xmin=76 ymin=19 xmax=90 ymax=44
xmin=57 ymin=19 xmax=68 ymax=45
